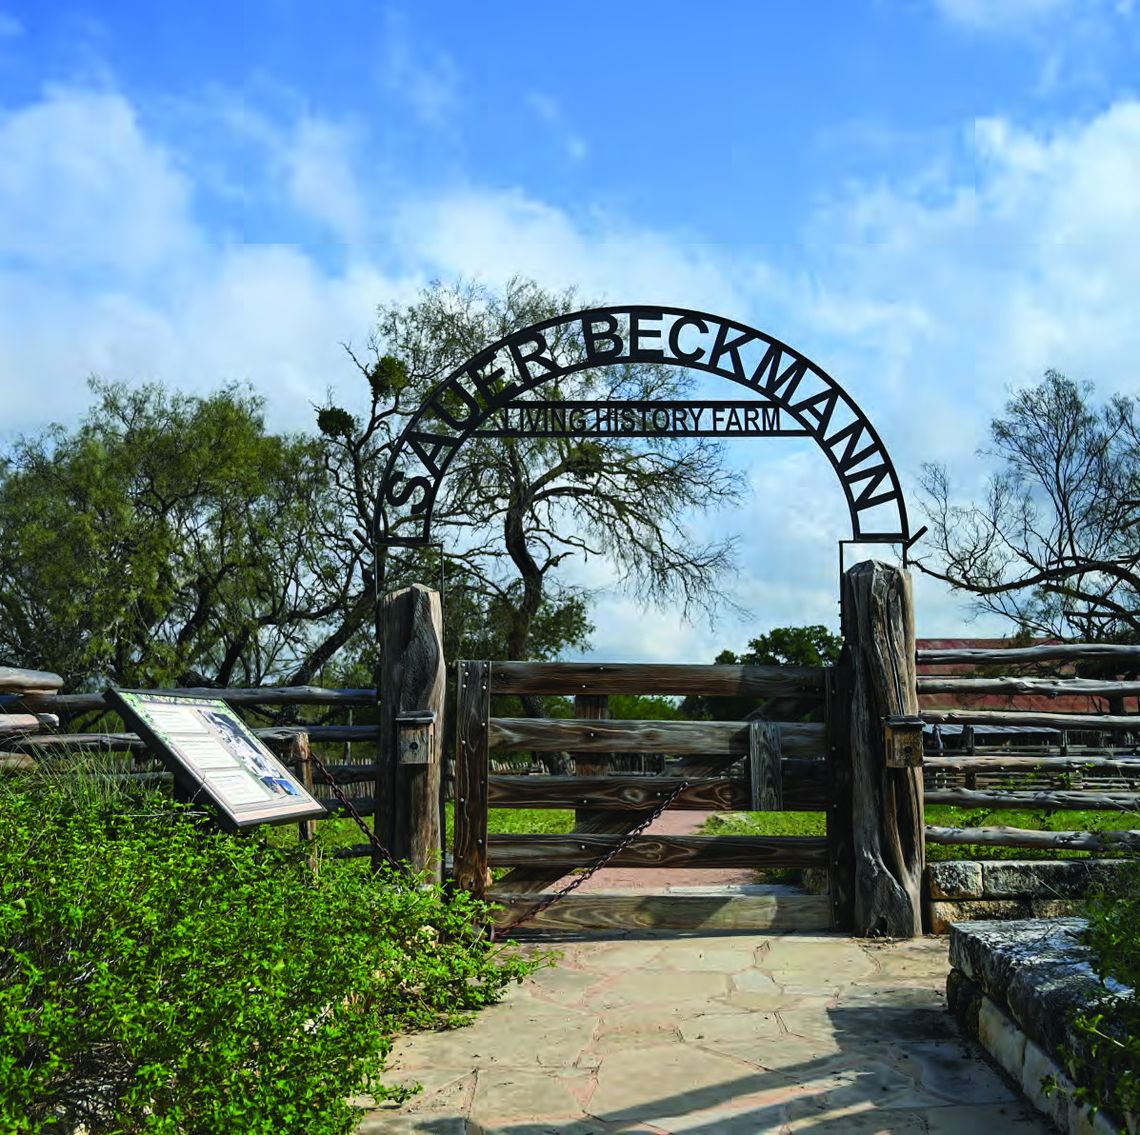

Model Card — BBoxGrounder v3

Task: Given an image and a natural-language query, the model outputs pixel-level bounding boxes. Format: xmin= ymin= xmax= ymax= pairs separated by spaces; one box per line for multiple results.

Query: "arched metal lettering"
xmin=379 ymin=305 xmax=910 ymax=547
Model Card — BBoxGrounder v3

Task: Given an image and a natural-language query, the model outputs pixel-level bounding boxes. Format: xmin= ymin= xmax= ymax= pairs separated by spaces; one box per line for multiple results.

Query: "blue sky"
xmin=2 ymin=1 xmax=1139 ymax=660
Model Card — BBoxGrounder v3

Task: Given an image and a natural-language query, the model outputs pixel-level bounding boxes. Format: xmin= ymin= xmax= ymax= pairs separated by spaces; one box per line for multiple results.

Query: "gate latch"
xmin=396 ymin=710 xmax=437 ymax=766
xmin=883 ymin=715 xmax=924 ymax=768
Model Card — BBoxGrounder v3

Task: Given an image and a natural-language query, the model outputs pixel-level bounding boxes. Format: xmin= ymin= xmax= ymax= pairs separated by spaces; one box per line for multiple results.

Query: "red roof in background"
xmin=915 ymin=638 xmax=1137 ymax=715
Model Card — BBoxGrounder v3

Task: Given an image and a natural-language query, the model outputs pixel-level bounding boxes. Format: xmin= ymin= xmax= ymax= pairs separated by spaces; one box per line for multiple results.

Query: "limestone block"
xmin=929 ymin=898 xmax=1033 ymax=935
xmin=948 ymin=918 xmax=1087 ymax=1004
xmin=978 ymin=995 xmax=1026 ymax=1073
xmin=927 ymin=860 xmax=984 ymax=900
xmin=982 ymin=858 xmax=1136 ymax=901
xmin=946 ymin=967 xmax=983 ymax=1037
xmin=1020 ymin=1035 xmax=1065 ymax=1124
xmin=1006 ymin=956 xmax=1108 ymax=1059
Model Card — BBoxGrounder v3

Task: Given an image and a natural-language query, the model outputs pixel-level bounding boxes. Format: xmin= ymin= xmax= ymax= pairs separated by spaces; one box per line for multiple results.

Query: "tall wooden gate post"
xmin=378 ymin=584 xmax=445 ymax=881
xmin=841 ymin=559 xmax=925 ymax=937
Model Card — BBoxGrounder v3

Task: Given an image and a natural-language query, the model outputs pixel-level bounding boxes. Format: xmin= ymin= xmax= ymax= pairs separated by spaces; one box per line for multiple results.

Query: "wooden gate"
xmin=452 ymin=660 xmax=853 ymax=933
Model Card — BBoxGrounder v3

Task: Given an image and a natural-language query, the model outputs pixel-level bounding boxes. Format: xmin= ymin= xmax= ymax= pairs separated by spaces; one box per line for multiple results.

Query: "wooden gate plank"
xmin=487 ymin=891 xmax=832 ymax=933
xmin=488 ymin=717 xmax=826 ymax=757
xmin=487 ymin=771 xmax=828 ymax=811
xmin=453 ymin=660 xmax=490 ymax=900
xmin=489 ymin=661 xmax=826 ymax=698
xmin=488 ymin=833 xmax=829 ymax=869
xmin=749 ymin=721 xmax=783 ymax=811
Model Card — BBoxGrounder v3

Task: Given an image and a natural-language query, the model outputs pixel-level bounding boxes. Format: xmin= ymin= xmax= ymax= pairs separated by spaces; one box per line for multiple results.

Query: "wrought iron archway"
xmin=378 ymin=305 xmax=912 ymax=549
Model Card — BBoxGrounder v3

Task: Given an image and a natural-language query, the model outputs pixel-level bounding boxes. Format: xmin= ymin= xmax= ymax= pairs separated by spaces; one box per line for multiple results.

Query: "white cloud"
xmin=526 ymin=92 xmax=588 ymax=163
xmin=283 ymin=116 xmax=366 ymax=243
xmin=381 ymin=9 xmax=460 ymax=128
xmin=0 ymin=86 xmax=196 ymax=278
xmin=0 ymin=87 xmax=406 ymax=438
xmin=932 ymin=0 xmax=1107 ymax=29
xmin=393 ymin=187 xmax=747 ymax=315
xmin=934 ymin=0 xmax=1067 ymax=26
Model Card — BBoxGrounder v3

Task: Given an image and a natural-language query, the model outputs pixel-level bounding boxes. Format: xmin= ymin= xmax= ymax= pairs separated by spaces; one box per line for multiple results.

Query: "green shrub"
xmin=1062 ymin=864 xmax=1140 ymax=1124
xmin=0 ymin=776 xmax=544 ymax=1134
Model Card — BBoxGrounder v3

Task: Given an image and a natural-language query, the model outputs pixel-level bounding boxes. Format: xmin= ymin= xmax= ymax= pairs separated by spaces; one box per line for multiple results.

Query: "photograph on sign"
xmin=106 ymin=689 xmax=327 ymax=829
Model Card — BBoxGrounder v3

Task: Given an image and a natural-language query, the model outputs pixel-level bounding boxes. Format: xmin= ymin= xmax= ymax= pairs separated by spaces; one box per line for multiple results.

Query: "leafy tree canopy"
xmin=0 ymin=380 xmax=337 ymax=689
xmin=682 ymin=625 xmax=842 ymax=721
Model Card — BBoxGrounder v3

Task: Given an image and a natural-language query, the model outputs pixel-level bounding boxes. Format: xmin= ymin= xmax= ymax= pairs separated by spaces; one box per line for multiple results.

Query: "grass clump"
xmin=0 ymin=769 xmax=546 ymax=1135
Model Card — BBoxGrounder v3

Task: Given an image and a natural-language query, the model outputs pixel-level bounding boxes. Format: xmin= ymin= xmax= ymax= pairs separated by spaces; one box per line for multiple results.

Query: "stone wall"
xmin=947 ymin=919 xmax=1131 ymax=1135
xmin=926 ymin=858 xmax=1133 ymax=933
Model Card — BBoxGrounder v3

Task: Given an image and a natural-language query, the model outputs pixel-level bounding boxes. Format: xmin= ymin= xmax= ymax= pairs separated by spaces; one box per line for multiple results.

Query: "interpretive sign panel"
xmin=106 ymin=689 xmax=327 ymax=829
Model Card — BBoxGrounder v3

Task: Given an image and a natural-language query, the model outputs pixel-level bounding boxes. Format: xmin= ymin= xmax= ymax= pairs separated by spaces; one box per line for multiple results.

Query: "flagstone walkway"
xmin=356 ymin=932 xmax=1053 ymax=1134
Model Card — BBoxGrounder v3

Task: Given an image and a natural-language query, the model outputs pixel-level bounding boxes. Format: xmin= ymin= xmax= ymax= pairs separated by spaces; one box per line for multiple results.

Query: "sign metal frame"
xmin=106 ymin=688 xmax=327 ymax=831
xmin=376 ymin=305 xmax=912 ymax=550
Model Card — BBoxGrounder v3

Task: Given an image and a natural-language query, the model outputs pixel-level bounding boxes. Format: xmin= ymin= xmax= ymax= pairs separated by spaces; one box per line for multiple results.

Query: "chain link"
xmin=304 ymin=748 xmax=688 ymax=937
xmin=493 ymin=779 xmax=690 ymax=937
xmin=305 ymin=747 xmax=408 ymax=876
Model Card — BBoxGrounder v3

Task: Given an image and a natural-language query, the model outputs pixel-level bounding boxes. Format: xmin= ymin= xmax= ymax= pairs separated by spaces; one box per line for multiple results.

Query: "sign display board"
xmin=106 ymin=689 xmax=327 ymax=830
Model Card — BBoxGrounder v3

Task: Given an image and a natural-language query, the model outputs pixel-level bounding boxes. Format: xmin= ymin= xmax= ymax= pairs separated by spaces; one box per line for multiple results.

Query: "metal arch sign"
xmin=378 ymin=305 xmax=911 ymax=546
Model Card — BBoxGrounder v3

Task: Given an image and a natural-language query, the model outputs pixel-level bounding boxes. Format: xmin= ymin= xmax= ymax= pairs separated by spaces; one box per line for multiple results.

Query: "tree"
xmin=319 ymin=277 xmax=742 ymax=665
xmin=0 ymin=381 xmax=340 ymax=689
xmin=682 ymin=625 xmax=843 ymax=721
xmin=318 ymin=277 xmax=743 ymax=773
xmin=916 ymin=371 xmax=1140 ymax=643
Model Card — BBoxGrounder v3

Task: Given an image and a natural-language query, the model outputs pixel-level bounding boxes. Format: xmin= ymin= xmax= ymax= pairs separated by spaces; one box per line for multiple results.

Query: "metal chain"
xmin=493 ymin=779 xmax=690 ymax=937
xmin=305 ymin=747 xmax=408 ymax=877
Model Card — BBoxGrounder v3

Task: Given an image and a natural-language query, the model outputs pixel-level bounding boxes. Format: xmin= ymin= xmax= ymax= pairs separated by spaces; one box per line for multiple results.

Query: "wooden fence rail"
xmin=917 ymin=676 xmax=1140 ymax=697
xmin=9 ymin=724 xmax=379 ymax=751
xmin=926 ymin=824 xmax=1140 ymax=852
xmin=917 ymin=643 xmax=1140 ymax=665
xmin=924 ymin=788 xmax=1140 ymax=811
xmin=924 ymin=755 xmax=1140 ymax=772
xmin=920 ymin=709 xmax=1140 ymax=730
xmin=917 ymin=642 xmax=1140 ymax=860
xmin=1 ymin=685 xmax=376 ymax=714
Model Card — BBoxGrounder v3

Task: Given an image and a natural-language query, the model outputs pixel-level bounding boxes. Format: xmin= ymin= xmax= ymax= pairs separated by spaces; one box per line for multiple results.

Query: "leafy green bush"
xmin=0 ymin=776 xmax=544 ymax=1134
xmin=1063 ymin=865 xmax=1140 ymax=1125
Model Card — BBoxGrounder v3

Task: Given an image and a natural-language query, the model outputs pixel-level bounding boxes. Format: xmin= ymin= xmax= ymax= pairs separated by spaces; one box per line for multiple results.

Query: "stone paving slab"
xmin=356 ymin=933 xmax=1054 ymax=1134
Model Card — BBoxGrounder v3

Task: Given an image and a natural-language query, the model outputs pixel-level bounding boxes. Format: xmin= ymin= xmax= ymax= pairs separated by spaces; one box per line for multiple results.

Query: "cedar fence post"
xmin=378 ymin=584 xmax=445 ymax=882
xmin=841 ymin=559 xmax=925 ymax=937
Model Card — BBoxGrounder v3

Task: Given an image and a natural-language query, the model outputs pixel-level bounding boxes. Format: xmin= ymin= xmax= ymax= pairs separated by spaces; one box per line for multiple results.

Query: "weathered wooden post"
xmin=841 ymin=559 xmax=925 ymax=937
xmin=378 ymin=584 xmax=445 ymax=881
xmin=453 ymin=659 xmax=490 ymax=900
xmin=280 ymin=730 xmax=319 ymax=870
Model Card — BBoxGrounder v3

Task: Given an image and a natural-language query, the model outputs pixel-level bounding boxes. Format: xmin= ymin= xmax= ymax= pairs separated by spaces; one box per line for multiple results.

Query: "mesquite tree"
xmin=0 ymin=381 xmax=336 ymax=689
xmin=319 ymin=277 xmax=741 ymax=666
xmin=916 ymin=370 xmax=1140 ymax=643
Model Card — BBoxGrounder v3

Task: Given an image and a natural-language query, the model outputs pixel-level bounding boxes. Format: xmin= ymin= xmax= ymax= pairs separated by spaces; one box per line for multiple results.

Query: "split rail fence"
xmin=916 ymin=643 xmax=1140 ymax=855
xmin=6 ymin=564 xmax=1138 ymax=936
xmin=0 ymin=674 xmax=383 ymax=857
